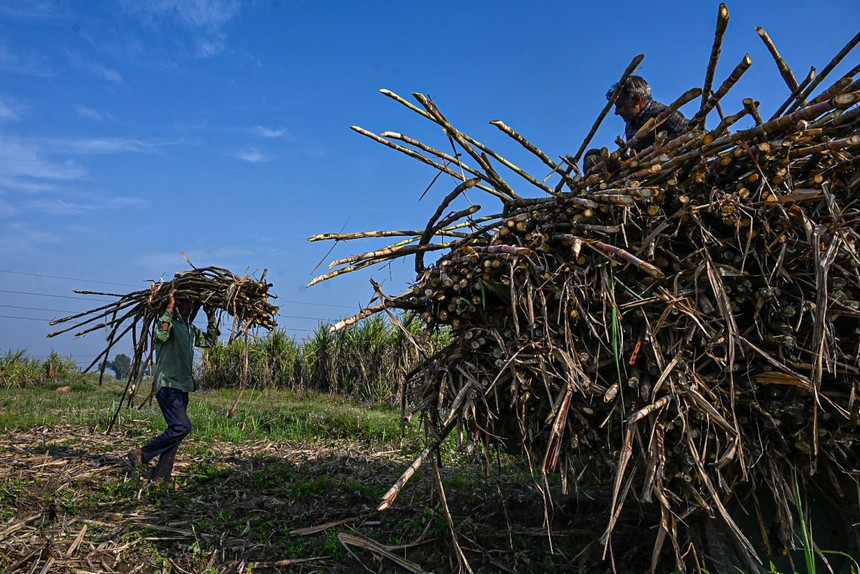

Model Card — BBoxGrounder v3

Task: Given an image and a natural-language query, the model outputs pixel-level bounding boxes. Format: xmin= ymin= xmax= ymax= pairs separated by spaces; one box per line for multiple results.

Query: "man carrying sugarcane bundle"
xmin=584 ymin=75 xmax=688 ymax=174
xmin=127 ymin=288 xmax=219 ymax=481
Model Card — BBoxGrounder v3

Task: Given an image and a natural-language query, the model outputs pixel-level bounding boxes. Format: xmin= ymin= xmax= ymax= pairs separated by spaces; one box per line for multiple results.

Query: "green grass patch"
xmin=0 ymin=385 xmax=415 ymax=447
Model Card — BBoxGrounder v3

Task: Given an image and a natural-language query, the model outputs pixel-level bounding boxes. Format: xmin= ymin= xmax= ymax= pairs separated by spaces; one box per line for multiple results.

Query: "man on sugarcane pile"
xmin=584 ymin=75 xmax=688 ymax=174
xmin=127 ymin=288 xmax=219 ymax=481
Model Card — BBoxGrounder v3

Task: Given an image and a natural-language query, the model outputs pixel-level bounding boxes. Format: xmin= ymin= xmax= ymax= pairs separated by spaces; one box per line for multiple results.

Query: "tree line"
xmin=3 ymin=316 xmax=449 ymax=402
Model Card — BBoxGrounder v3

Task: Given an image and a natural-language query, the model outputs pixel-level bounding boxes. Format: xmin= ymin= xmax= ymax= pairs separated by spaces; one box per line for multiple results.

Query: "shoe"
xmin=127 ymin=447 xmax=143 ymax=467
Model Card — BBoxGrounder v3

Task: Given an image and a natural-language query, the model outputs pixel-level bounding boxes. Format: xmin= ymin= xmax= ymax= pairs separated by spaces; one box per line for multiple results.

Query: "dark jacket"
xmin=153 ymin=311 xmax=218 ymax=392
xmin=625 ymin=99 xmax=688 ymax=153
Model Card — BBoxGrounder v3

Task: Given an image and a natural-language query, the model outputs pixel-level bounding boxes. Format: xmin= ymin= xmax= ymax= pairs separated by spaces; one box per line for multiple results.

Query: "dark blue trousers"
xmin=141 ymin=386 xmax=192 ymax=480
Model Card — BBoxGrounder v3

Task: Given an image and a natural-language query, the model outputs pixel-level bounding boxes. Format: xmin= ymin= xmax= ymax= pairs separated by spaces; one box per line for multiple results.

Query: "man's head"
xmin=175 ymin=297 xmax=202 ymax=322
xmin=607 ymin=75 xmax=652 ymax=122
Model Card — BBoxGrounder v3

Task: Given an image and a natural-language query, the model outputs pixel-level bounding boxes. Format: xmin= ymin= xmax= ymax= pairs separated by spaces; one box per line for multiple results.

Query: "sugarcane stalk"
xmin=743 ymin=98 xmax=764 ymax=125
xmin=380 ymin=89 xmax=542 ymax=194
xmin=830 ymin=103 xmax=860 ymax=127
xmin=378 ymin=386 xmax=468 ymax=511
xmin=309 ymin=217 xmax=493 ymax=242
xmin=71 ymin=289 xmax=128 ymax=297
xmin=52 ymin=264 xmax=277 ymax=391
xmin=417 ymin=178 xmax=482 ymax=272
xmin=709 ymin=108 xmax=751 ymax=138
xmin=83 ymin=321 xmax=137 ymax=373
xmin=569 ymin=54 xmax=645 ymax=171
xmin=805 ymin=76 xmax=855 ymax=108
xmin=309 ymin=243 xmax=455 ymax=287
xmin=329 ymin=236 xmax=419 ymax=268
xmin=626 ymin=87 xmax=702 ymax=150
xmin=703 ymin=92 xmax=858 ymax=154
xmin=381 ymin=130 xmax=486 ymax=181
xmin=489 ymin=120 xmax=572 ymax=197
xmin=756 ymin=27 xmax=800 ymax=95
xmin=584 ymin=239 xmax=666 ymax=279
xmin=770 ymin=67 xmax=816 ymax=120
xmin=414 ymin=93 xmax=520 ymax=201
xmin=350 ymin=125 xmax=509 ymax=201
xmin=587 ymin=187 xmax=660 ymax=198
xmin=47 ymin=297 xmax=138 ymax=334
xmin=689 ymin=54 xmax=752 ymax=127
xmin=572 ymin=221 xmax=623 ymax=234
xmin=63 ymin=300 xmax=144 ymax=339
xmin=700 ymin=3 xmax=730 ymax=110
xmin=472 ymin=245 xmax=532 ymax=255
xmin=350 ymin=240 xmax=457 ymax=266
xmin=310 ymin=229 xmax=426 ymax=241
xmin=788 ymin=31 xmax=860 ymax=114
xmin=625 ymin=130 xmax=705 ymax=172
xmin=788 ymin=134 xmax=860 ymax=159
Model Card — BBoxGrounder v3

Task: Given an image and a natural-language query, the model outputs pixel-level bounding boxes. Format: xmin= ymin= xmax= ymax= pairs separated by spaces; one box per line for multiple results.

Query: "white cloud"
xmin=0 ymin=42 xmax=55 ymax=77
xmin=0 ymin=102 xmax=13 ymax=122
xmin=44 ymin=137 xmax=159 ymax=155
xmin=195 ymin=35 xmax=226 ymax=58
xmin=0 ymin=135 xmax=86 ymax=185
xmin=0 ymin=222 xmax=59 ymax=254
xmin=122 ymin=0 xmax=240 ymax=58
xmin=0 ymin=96 xmax=24 ymax=122
xmin=25 ymin=194 xmax=148 ymax=215
xmin=146 ymin=0 xmax=240 ymax=32
xmin=0 ymin=135 xmax=147 ymax=218
xmin=75 ymin=106 xmax=107 ymax=121
xmin=0 ymin=179 xmax=57 ymax=193
xmin=121 ymin=0 xmax=240 ymax=34
xmin=92 ymin=62 xmax=123 ymax=84
xmin=234 ymin=147 xmax=269 ymax=163
xmin=66 ymin=51 xmax=123 ymax=84
xmin=0 ymin=197 xmax=17 ymax=217
xmin=252 ymin=125 xmax=287 ymax=139
xmin=0 ymin=1 xmax=58 ymax=20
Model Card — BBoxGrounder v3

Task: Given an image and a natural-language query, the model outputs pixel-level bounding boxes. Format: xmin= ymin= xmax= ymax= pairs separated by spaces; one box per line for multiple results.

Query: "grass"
xmin=0 ymin=384 xmax=605 ymax=573
xmin=2 ymin=382 xmax=857 ymax=573
xmin=0 ymin=379 xmax=414 ymax=447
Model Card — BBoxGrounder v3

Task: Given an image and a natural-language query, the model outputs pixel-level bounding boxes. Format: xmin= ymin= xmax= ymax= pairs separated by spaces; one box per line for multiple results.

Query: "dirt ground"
xmin=0 ymin=424 xmax=672 ymax=573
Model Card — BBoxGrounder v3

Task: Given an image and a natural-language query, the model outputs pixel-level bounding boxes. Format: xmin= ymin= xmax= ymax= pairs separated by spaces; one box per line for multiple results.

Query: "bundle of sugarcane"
xmin=309 ymin=5 xmax=859 ymax=570
xmin=48 ymin=264 xmax=278 ymax=423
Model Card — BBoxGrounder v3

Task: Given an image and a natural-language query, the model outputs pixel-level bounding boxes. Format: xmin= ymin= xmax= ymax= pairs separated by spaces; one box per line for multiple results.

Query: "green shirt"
xmin=153 ymin=311 xmax=219 ymax=393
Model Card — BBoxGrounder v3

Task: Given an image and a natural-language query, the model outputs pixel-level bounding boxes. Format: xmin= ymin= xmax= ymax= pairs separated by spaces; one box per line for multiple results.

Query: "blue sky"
xmin=1 ymin=0 xmax=857 ymax=365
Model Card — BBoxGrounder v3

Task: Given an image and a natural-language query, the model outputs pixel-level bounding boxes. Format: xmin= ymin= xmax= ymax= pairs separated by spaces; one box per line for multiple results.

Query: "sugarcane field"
xmin=2 ymin=2 xmax=860 ymax=574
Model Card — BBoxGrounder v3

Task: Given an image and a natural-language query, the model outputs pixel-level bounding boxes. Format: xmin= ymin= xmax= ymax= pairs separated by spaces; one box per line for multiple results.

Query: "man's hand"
xmin=149 ymin=282 xmax=160 ymax=303
xmin=203 ymin=304 xmax=217 ymax=324
xmin=161 ymin=290 xmax=176 ymax=332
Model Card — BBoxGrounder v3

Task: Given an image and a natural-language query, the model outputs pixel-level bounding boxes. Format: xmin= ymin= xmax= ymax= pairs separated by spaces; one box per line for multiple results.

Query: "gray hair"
xmin=606 ymin=75 xmax=652 ymax=102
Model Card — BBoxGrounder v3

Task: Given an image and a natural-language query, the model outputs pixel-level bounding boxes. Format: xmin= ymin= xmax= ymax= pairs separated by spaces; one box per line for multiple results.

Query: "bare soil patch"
xmin=0 ymin=424 xmax=668 ymax=573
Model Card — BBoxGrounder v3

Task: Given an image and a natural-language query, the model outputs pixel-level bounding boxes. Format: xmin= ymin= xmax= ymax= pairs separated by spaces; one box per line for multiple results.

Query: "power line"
xmin=0 ymin=289 xmax=108 ymax=302
xmin=276 ymin=299 xmax=356 ymax=310
xmin=0 ymin=314 xmax=52 ymax=322
xmin=0 ymin=304 xmax=76 ymax=314
xmin=0 ymin=311 xmax=333 ymax=328
xmin=1 ymin=310 xmax=339 ymax=324
xmin=1 ymin=269 xmax=357 ymax=309
xmin=0 ymin=268 xmax=143 ymax=289
xmin=0 ymin=288 xmax=350 ymax=323
xmin=0 ymin=303 xmax=338 ymax=322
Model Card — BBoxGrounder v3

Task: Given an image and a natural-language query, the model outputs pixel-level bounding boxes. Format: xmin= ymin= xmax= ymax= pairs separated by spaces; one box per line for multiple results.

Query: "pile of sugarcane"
xmin=310 ymin=5 xmax=860 ymax=571
xmin=48 ymin=263 xmax=278 ymax=423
